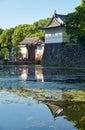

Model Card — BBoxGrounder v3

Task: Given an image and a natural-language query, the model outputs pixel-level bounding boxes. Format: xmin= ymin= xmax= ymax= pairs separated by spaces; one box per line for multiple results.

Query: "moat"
xmin=0 ymin=65 xmax=85 ymax=130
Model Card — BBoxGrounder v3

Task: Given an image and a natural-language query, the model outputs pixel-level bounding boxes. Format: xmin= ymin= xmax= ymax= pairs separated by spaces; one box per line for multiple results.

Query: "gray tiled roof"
xmin=40 ymin=12 xmax=67 ymax=29
xmin=54 ymin=13 xmax=67 ymax=23
xmin=19 ymin=37 xmax=44 ymax=45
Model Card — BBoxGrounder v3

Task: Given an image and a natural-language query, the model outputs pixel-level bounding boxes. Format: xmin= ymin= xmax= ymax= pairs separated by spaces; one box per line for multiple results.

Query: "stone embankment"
xmin=42 ymin=43 xmax=85 ymax=67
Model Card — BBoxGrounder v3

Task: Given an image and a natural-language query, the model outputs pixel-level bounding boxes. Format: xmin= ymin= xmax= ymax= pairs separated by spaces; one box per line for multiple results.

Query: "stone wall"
xmin=42 ymin=43 xmax=85 ymax=67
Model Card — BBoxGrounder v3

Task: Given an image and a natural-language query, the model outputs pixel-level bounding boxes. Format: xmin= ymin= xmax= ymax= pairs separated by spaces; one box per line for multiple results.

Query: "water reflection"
xmin=42 ymin=100 xmax=63 ymax=119
xmin=0 ymin=65 xmax=85 ymax=90
xmin=0 ymin=65 xmax=85 ymax=130
xmin=35 ymin=67 xmax=44 ymax=82
xmin=19 ymin=68 xmax=28 ymax=81
xmin=19 ymin=66 xmax=44 ymax=82
xmin=0 ymin=88 xmax=85 ymax=130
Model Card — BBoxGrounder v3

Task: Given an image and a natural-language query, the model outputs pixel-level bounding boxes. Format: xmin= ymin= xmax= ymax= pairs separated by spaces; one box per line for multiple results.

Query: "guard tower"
xmin=41 ymin=11 xmax=69 ymax=44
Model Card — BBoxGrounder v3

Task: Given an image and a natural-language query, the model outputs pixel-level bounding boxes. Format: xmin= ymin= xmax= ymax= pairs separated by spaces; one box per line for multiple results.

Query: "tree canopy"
xmin=0 ymin=28 xmax=14 ymax=48
xmin=0 ymin=17 xmax=50 ymax=59
xmin=12 ymin=24 xmax=31 ymax=45
xmin=12 ymin=18 xmax=50 ymax=45
xmin=0 ymin=47 xmax=9 ymax=60
xmin=11 ymin=45 xmax=22 ymax=61
xmin=26 ymin=18 xmax=51 ymax=40
xmin=0 ymin=28 xmax=3 ymax=35
xmin=66 ymin=0 xmax=85 ymax=45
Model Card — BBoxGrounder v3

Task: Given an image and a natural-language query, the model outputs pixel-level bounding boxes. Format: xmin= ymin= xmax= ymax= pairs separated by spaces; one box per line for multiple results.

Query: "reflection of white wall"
xmin=35 ymin=68 xmax=44 ymax=82
xmin=19 ymin=68 xmax=28 ymax=81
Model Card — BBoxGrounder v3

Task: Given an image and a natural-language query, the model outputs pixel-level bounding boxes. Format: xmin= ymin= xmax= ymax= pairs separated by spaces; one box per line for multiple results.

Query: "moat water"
xmin=0 ymin=65 xmax=85 ymax=130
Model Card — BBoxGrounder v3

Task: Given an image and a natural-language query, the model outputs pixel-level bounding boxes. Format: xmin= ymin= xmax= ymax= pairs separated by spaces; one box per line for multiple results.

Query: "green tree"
xmin=34 ymin=18 xmax=51 ymax=27
xmin=0 ymin=28 xmax=14 ymax=59
xmin=26 ymin=18 xmax=51 ymax=40
xmin=66 ymin=0 xmax=85 ymax=45
xmin=11 ymin=45 xmax=22 ymax=61
xmin=12 ymin=24 xmax=31 ymax=45
xmin=12 ymin=18 xmax=51 ymax=44
xmin=0 ymin=28 xmax=14 ymax=48
xmin=0 ymin=28 xmax=3 ymax=35
xmin=0 ymin=48 xmax=9 ymax=60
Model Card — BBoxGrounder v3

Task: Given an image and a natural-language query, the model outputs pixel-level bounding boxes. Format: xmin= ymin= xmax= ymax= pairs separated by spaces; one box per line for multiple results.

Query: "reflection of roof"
xmin=19 ymin=37 xmax=44 ymax=46
xmin=40 ymin=12 xmax=67 ymax=29
xmin=43 ymin=101 xmax=63 ymax=119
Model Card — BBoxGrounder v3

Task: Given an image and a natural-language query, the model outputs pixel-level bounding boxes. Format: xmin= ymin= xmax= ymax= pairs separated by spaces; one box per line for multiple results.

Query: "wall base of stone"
xmin=42 ymin=43 xmax=85 ymax=67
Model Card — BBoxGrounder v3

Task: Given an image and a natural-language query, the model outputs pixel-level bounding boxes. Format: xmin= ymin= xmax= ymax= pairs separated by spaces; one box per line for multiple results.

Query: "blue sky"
xmin=0 ymin=0 xmax=81 ymax=29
